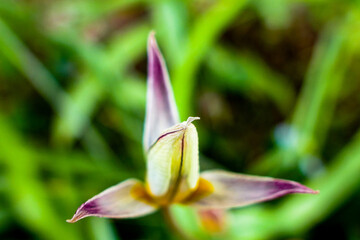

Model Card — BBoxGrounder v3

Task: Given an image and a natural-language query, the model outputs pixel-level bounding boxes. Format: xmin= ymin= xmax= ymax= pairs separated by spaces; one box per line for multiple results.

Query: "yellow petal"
xmin=146 ymin=117 xmax=200 ymax=205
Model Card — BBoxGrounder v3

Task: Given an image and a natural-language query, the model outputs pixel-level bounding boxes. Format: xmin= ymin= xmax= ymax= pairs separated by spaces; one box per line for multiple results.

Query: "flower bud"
xmin=146 ymin=117 xmax=200 ymax=205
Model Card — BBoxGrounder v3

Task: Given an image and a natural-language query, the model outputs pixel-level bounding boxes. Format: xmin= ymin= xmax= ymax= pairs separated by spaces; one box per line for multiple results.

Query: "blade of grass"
xmin=251 ymin=12 xmax=360 ymax=175
xmin=88 ymin=218 xmax=120 ymax=240
xmin=205 ymin=45 xmax=295 ymax=114
xmin=0 ymin=17 xmax=63 ymax=111
xmin=292 ymin=13 xmax=360 ymax=153
xmin=172 ymin=0 xmax=249 ymax=118
xmin=252 ymin=0 xmax=291 ymax=29
xmin=50 ymin=23 xmax=150 ymax=145
xmin=151 ymin=0 xmax=189 ymax=68
xmin=0 ymin=16 xmax=115 ymax=163
xmin=0 ymin=114 xmax=82 ymax=240
xmin=230 ymin=126 xmax=360 ymax=239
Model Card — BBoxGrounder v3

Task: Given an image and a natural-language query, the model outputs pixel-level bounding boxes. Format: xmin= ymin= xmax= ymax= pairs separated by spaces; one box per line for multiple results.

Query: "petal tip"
xmin=300 ymin=188 xmax=319 ymax=195
xmin=187 ymin=116 xmax=200 ymax=124
xmin=274 ymin=179 xmax=319 ymax=195
xmin=149 ymin=30 xmax=156 ymax=38
xmin=66 ymin=216 xmax=78 ymax=223
xmin=148 ymin=31 xmax=158 ymax=50
xmin=66 ymin=210 xmax=87 ymax=223
xmin=290 ymin=181 xmax=320 ymax=195
xmin=66 ymin=203 xmax=92 ymax=223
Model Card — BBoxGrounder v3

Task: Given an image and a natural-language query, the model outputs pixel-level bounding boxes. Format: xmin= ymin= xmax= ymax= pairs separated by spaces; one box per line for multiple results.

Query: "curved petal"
xmin=146 ymin=117 xmax=199 ymax=203
xmin=186 ymin=170 xmax=319 ymax=209
xmin=143 ymin=32 xmax=180 ymax=152
xmin=67 ymin=179 xmax=157 ymax=223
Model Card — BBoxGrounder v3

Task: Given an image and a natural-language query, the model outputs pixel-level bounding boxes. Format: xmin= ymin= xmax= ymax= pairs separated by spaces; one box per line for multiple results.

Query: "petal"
xmin=146 ymin=117 xmax=200 ymax=203
xmin=185 ymin=170 xmax=319 ymax=209
xmin=147 ymin=126 xmax=184 ymax=197
xmin=143 ymin=32 xmax=180 ymax=152
xmin=198 ymin=209 xmax=227 ymax=233
xmin=67 ymin=179 xmax=157 ymax=223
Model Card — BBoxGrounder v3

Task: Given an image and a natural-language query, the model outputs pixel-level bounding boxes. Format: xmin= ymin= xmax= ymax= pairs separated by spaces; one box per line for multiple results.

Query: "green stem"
xmin=163 ymin=206 xmax=194 ymax=240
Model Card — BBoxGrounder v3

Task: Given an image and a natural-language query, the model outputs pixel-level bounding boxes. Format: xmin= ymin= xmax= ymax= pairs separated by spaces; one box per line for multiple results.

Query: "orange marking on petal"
xmin=130 ymin=182 xmax=158 ymax=207
xmin=181 ymin=178 xmax=214 ymax=204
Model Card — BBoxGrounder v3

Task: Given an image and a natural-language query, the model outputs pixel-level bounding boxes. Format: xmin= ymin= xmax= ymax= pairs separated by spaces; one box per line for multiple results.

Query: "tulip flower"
xmin=67 ymin=32 xmax=318 ymax=224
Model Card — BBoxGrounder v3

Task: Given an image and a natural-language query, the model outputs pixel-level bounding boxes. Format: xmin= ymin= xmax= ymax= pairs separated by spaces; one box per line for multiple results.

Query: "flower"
xmin=67 ymin=32 xmax=318 ymax=223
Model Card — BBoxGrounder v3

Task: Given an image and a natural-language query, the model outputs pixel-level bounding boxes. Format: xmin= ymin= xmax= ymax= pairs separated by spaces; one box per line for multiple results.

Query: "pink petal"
xmin=187 ymin=170 xmax=319 ymax=209
xmin=198 ymin=209 xmax=227 ymax=232
xmin=143 ymin=32 xmax=180 ymax=151
xmin=67 ymin=179 xmax=156 ymax=223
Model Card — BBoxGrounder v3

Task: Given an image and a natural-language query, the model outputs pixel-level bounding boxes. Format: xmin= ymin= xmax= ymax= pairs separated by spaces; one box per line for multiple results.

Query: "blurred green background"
xmin=1 ymin=0 xmax=360 ymax=239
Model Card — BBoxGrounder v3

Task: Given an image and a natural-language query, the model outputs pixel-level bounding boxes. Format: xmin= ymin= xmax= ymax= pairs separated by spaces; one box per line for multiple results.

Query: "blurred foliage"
xmin=0 ymin=0 xmax=360 ymax=239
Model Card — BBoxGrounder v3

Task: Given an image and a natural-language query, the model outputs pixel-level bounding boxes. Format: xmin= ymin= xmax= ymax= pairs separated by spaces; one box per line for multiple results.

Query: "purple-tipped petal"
xmin=67 ymin=179 xmax=157 ymax=223
xmin=187 ymin=170 xmax=318 ymax=209
xmin=143 ymin=32 xmax=180 ymax=151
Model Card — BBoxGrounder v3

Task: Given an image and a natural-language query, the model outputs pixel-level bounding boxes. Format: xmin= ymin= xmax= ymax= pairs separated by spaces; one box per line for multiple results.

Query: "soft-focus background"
xmin=1 ymin=0 xmax=360 ymax=239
